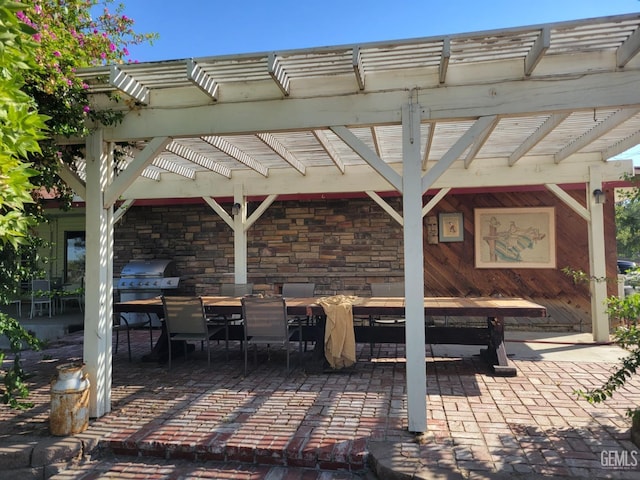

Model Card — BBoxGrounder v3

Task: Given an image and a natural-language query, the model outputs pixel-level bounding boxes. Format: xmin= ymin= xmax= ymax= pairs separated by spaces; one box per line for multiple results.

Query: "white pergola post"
xmin=83 ymin=130 xmax=114 ymax=418
xmin=233 ymin=185 xmax=248 ymax=284
xmin=402 ymin=102 xmax=427 ymax=432
xmin=588 ymin=167 xmax=609 ymax=342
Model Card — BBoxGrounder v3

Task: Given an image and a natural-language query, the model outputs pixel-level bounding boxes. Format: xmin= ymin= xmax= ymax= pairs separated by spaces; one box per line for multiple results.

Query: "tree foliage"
xmin=0 ymin=0 xmax=156 ymax=408
xmin=575 ymin=290 xmax=640 ymax=421
xmin=615 ymin=176 xmax=640 ymax=261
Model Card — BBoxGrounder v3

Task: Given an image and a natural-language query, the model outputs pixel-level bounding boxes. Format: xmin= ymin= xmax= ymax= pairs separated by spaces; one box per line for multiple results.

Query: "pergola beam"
xmin=100 ymin=69 xmax=640 ymax=142
xmin=166 ymin=141 xmax=232 ymax=178
xmin=109 ymin=65 xmax=149 ymax=104
xmin=202 ymin=135 xmax=269 ymax=176
xmin=422 ymin=115 xmax=498 ymax=192
xmin=186 ymin=59 xmax=219 ymax=100
xmin=257 ymin=133 xmax=306 ymax=175
xmin=331 ymin=125 xmax=403 ymax=192
xmin=352 ymin=47 xmax=365 ymax=90
xmin=268 ymin=53 xmax=290 ymax=96
xmin=617 ymin=26 xmax=640 ymax=67
xmin=439 ymin=38 xmax=450 ymax=84
xmin=313 ymin=129 xmax=346 ymax=173
xmin=554 ymin=108 xmax=640 ymax=163
xmin=104 ymin=136 xmax=171 ymax=208
xmin=509 ymin=113 xmax=570 ymax=166
xmin=525 ymin=28 xmax=550 ymax=76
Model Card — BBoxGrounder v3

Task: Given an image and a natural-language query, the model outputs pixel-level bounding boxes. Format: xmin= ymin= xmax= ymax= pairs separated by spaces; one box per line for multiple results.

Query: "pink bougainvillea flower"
xmin=83 ymin=105 xmax=91 ymax=113
xmin=53 ymin=51 xmax=61 ymax=57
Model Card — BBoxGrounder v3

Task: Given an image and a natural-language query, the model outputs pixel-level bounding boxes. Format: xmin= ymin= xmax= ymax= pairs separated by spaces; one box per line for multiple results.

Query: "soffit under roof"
xmin=73 ymin=14 xmax=640 ymax=198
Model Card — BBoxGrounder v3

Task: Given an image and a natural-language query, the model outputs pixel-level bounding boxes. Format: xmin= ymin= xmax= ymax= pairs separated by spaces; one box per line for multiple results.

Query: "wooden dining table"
xmin=114 ymin=295 xmax=546 ymax=376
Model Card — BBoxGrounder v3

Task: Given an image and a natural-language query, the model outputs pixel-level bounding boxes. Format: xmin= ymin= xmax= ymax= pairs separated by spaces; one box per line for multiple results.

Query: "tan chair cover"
xmin=319 ymin=295 xmax=360 ymax=369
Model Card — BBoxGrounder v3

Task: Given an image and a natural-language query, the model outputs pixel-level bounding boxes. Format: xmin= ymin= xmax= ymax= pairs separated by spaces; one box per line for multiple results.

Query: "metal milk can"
xmin=50 ymin=362 xmax=90 ymax=436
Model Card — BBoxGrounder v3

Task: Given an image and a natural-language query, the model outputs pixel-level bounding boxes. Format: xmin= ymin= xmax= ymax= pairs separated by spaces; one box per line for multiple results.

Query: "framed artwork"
xmin=438 ymin=212 xmax=464 ymax=242
xmin=474 ymin=207 xmax=556 ymax=268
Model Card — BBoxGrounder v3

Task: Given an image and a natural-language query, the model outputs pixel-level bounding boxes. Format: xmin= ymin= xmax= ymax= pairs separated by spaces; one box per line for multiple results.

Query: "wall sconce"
xmin=593 ymin=188 xmax=605 ymax=205
xmin=231 ymin=203 xmax=241 ymax=215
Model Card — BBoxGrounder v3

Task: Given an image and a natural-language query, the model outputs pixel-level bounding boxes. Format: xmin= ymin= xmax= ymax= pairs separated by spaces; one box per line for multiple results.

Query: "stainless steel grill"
xmin=116 ymin=259 xmax=180 ymax=327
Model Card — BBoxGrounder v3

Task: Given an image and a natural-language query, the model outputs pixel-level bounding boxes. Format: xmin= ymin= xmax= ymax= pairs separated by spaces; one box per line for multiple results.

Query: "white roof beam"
xmin=601 ymin=129 xmax=640 ymax=160
xmin=152 ymin=157 xmax=196 ymax=179
xmin=370 ymin=127 xmax=382 ymax=157
xmin=122 ymin=158 xmax=631 ymax=200
xmin=102 ymin=69 xmax=640 ymax=141
xmin=120 ymin=155 xmax=160 ymax=181
xmin=366 ymin=190 xmax=403 ymax=226
xmin=525 ymin=27 xmax=550 ymax=76
xmin=352 ymin=47 xmax=365 ymax=90
xmin=166 ymin=141 xmax=232 ymax=178
xmin=439 ymin=38 xmax=450 ymax=84
xmin=422 ymin=187 xmax=451 ymax=217
xmin=104 ymin=136 xmax=171 ymax=207
xmin=268 ymin=53 xmax=290 ymax=96
xmin=509 ymin=113 xmax=570 ymax=166
xmin=257 ymin=133 xmax=306 ymax=175
xmin=331 ymin=125 xmax=403 ymax=192
xmin=554 ymin=108 xmax=640 ymax=163
xmin=422 ymin=115 xmax=498 ymax=192
xmin=57 ymin=160 xmax=86 ymax=199
xmin=186 ymin=59 xmax=219 ymax=101
xmin=114 ymin=199 xmax=135 ymax=224
xmin=109 ymin=65 xmax=149 ymax=104
xmin=312 ymin=129 xmax=345 ymax=173
xmin=140 ymin=168 xmax=161 ymax=181
xmin=202 ymin=135 xmax=269 ymax=177
xmin=617 ymin=26 xmax=640 ymax=68
xmin=422 ymin=122 xmax=435 ymax=170
xmin=545 ymin=183 xmax=590 ymax=222
xmin=463 ymin=116 xmax=499 ymax=168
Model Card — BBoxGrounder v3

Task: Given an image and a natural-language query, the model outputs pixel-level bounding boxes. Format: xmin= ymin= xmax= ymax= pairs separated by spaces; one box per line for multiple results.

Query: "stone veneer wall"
xmin=113 ymin=194 xmax=598 ymax=331
xmin=114 ymin=198 xmax=404 ymax=297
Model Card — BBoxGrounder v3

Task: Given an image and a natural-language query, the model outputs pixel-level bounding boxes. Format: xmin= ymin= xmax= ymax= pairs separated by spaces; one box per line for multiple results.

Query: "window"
xmin=65 ymin=231 xmax=85 ymax=283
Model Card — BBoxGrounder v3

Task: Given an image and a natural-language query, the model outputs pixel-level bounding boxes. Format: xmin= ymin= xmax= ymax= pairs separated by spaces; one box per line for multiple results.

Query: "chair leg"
xmin=126 ymin=328 xmax=132 ymax=362
xmin=167 ymin=336 xmax=173 ymax=369
xmin=115 ymin=328 xmax=119 ymax=354
xmin=146 ymin=313 xmax=154 ymax=351
xmin=369 ymin=315 xmax=374 ymax=356
xmin=244 ymin=343 xmax=248 ymax=376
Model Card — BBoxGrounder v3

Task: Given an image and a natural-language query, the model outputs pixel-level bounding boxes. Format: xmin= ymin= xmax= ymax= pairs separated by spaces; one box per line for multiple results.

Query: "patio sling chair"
xmin=240 ymin=295 xmax=302 ymax=375
xmin=161 ymin=296 xmax=228 ymax=368
xmin=282 ymin=283 xmax=316 ymax=351
xmin=113 ymin=312 xmax=155 ymax=362
xmin=214 ymin=283 xmax=254 ymax=323
xmin=30 ymin=279 xmax=52 ymax=318
xmin=208 ymin=283 xmax=254 ymax=352
xmin=59 ymin=277 xmax=84 ymax=313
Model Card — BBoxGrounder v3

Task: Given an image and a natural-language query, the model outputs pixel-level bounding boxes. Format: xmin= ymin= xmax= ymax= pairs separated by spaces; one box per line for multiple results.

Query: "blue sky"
xmin=114 ymin=0 xmax=640 ymax=162
xmin=116 ymin=0 xmax=640 ymax=62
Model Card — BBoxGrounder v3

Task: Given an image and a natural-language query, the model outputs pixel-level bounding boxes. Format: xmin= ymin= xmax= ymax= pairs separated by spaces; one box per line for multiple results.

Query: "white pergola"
xmin=61 ymin=13 xmax=640 ymax=431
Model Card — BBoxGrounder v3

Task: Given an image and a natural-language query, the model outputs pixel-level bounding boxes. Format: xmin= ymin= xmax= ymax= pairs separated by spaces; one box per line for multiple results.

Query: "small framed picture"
xmin=438 ymin=212 xmax=464 ymax=242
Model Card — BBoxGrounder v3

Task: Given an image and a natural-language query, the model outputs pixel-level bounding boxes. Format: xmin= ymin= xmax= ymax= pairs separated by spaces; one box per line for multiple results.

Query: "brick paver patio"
xmin=1 ymin=327 xmax=638 ymax=478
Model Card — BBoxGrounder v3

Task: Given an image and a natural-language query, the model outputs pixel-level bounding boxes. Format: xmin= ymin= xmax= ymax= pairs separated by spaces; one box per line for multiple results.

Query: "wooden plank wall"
xmin=424 ymin=187 xmax=618 ymax=326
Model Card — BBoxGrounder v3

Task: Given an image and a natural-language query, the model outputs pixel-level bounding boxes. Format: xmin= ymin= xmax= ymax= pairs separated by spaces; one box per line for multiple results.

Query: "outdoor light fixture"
xmin=593 ymin=188 xmax=605 ymax=205
xmin=232 ymin=203 xmax=241 ymax=215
